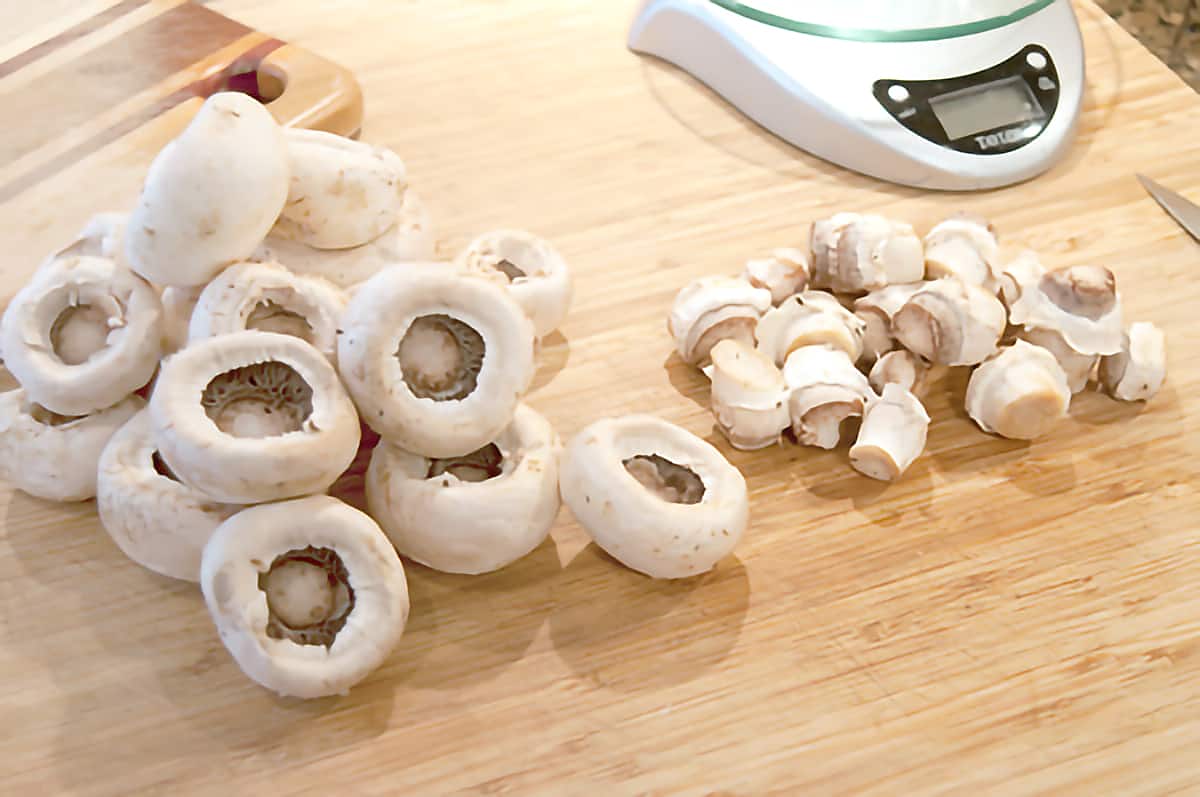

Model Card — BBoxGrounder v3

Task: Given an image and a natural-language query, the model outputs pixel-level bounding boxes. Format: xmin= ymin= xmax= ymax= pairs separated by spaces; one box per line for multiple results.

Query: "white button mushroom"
xmin=187 ymin=261 xmax=347 ymax=365
xmin=707 ymin=338 xmax=790 ymax=451
xmin=273 ymin=129 xmax=408 ymax=250
xmin=200 ymin=495 xmax=409 ymax=699
xmin=741 ymin=248 xmax=810 ymax=305
xmin=559 ymin=415 xmax=749 ymax=579
xmin=924 ymin=213 xmax=1000 ymax=292
xmin=849 ymin=383 xmax=931 ymax=481
xmin=0 ymin=388 xmax=142 ymax=501
xmin=456 ymin=229 xmax=573 ymax=339
xmin=1099 ymin=321 xmax=1167 ymax=401
xmin=160 ymin=285 xmax=203 ymax=355
xmin=1006 ymin=263 xmax=1125 ymax=356
xmin=853 ymin=282 xmax=924 ymax=364
xmin=1017 ymin=326 xmax=1098 ymax=394
xmin=338 ymin=264 xmax=535 ymax=458
xmin=366 ymin=403 xmax=560 ymax=575
xmin=809 ymin=212 xmax=861 ymax=289
xmin=891 ymin=278 xmax=1007 ymax=366
xmin=667 ymin=276 xmax=772 ymax=367
xmin=1 ymin=255 xmax=162 ymax=415
xmin=252 ymin=187 xmax=435 ymax=289
xmin=781 ymin=345 xmax=875 ymax=449
xmin=124 ymin=92 xmax=289 ymax=287
xmin=965 ymin=340 xmax=1071 ymax=440
xmin=150 ymin=330 xmax=360 ymax=504
xmin=756 ymin=291 xmax=866 ymax=366
xmin=868 ymin=348 xmax=939 ymax=398
xmin=97 ymin=410 xmax=242 ymax=581
xmin=38 ymin=212 xmax=129 ymax=272
xmin=829 ymin=214 xmax=924 ymax=294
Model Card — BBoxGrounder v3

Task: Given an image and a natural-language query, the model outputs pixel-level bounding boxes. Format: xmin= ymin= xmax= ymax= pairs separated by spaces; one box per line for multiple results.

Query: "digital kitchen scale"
xmin=628 ymin=0 xmax=1085 ymax=190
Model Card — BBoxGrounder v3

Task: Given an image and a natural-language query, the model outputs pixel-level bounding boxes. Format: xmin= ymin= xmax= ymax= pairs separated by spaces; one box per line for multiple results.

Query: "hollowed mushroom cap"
xmin=708 ymin=338 xmax=790 ymax=451
xmin=150 ymin=330 xmax=360 ymax=504
xmin=667 ymin=276 xmax=772 ymax=367
xmin=830 ymin=214 xmax=924 ymax=293
xmin=456 ymin=229 xmax=573 ymax=338
xmin=200 ymin=495 xmax=410 ymax=699
xmin=0 ymin=388 xmax=143 ymax=501
xmin=965 ymin=340 xmax=1071 ymax=440
xmin=742 ymin=248 xmax=810 ymax=305
xmin=782 ymin=345 xmax=875 ymax=449
xmin=1099 ymin=321 xmax=1167 ymax=402
xmin=337 ymin=264 xmax=535 ymax=458
xmin=365 ymin=403 xmax=561 ymax=575
xmin=1 ymin=255 xmax=162 ymax=415
xmin=253 ymin=188 xmax=436 ymax=288
xmin=1007 ymin=264 xmax=1124 ymax=356
xmin=125 ymin=92 xmax=289 ymax=287
xmin=98 ymin=410 xmax=241 ymax=581
xmin=849 ymin=383 xmax=930 ymax=481
xmin=273 ymin=130 xmax=407 ymax=250
xmin=892 ymin=277 xmax=1007 ymax=366
xmin=188 ymin=261 xmax=347 ymax=365
xmin=559 ymin=415 xmax=749 ymax=579
xmin=756 ymin=290 xmax=866 ymax=366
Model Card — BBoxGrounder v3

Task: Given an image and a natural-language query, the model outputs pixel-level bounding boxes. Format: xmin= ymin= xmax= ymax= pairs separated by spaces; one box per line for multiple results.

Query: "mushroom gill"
xmin=258 ymin=545 xmax=354 ymax=648
xmin=201 ymin=361 xmax=315 ymax=438
xmin=493 ymin=258 xmax=526 ymax=281
xmin=622 ymin=454 xmax=705 ymax=504
xmin=397 ymin=314 xmax=485 ymax=401
xmin=246 ymin=299 xmax=316 ymax=344
xmin=425 ymin=442 xmax=504 ymax=482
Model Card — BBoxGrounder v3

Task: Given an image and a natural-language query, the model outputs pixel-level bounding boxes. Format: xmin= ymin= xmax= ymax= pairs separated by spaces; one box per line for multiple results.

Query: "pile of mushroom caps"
xmin=0 ymin=92 xmax=754 ymax=698
xmin=669 ymin=212 xmax=1168 ymax=480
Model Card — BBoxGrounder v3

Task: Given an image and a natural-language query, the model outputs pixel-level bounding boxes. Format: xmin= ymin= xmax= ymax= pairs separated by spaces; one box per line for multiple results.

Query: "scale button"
xmin=1026 ymin=51 xmax=1048 ymax=70
xmin=887 ymin=84 xmax=910 ymax=103
xmin=1038 ymin=75 xmax=1056 ymax=91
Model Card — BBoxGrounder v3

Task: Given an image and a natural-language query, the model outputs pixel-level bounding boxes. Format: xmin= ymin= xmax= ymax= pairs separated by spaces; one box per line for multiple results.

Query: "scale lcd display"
xmin=928 ymin=77 xmax=1044 ymax=140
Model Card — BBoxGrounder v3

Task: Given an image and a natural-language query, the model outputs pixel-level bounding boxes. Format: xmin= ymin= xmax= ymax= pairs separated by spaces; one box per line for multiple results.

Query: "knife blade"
xmin=1137 ymin=174 xmax=1200 ymax=243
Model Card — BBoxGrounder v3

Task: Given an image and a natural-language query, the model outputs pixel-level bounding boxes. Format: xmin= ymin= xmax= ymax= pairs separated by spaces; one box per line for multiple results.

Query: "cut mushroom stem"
xmin=868 ymin=348 xmax=940 ymax=398
xmin=559 ymin=415 xmax=748 ymax=579
xmin=366 ymin=404 xmax=561 ymax=575
xmin=1006 ymin=260 xmax=1124 ymax=356
xmin=829 ymin=214 xmax=924 ymax=293
xmin=1099 ymin=321 xmax=1166 ymax=401
xmin=849 ymin=383 xmax=931 ymax=481
xmin=667 ymin=276 xmax=771 ymax=367
xmin=892 ymin=277 xmax=1007 ymax=366
xmin=965 ymin=340 xmax=1071 ymax=440
xmin=200 ymin=495 xmax=409 ymax=698
xmin=853 ymin=282 xmax=924 ymax=364
xmin=756 ymin=290 xmax=866 ymax=366
xmin=782 ymin=345 xmax=875 ymax=449
xmin=1018 ymin=326 xmax=1098 ymax=394
xmin=924 ymin=214 xmax=1000 ymax=292
xmin=741 ymin=248 xmax=810 ymax=305
xmin=707 ymin=338 xmax=790 ymax=451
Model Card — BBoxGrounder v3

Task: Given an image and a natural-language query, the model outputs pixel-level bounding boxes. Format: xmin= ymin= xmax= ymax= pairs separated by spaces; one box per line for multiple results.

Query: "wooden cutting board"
xmin=0 ymin=0 xmax=361 ymax=303
xmin=2 ymin=1 xmax=1199 ymax=793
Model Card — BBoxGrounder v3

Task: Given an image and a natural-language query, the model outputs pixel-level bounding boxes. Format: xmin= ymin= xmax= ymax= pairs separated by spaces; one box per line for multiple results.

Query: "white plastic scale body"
xmin=628 ymin=0 xmax=1085 ymax=190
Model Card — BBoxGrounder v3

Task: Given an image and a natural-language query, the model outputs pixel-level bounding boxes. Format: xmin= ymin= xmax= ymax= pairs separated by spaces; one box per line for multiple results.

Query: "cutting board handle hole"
xmin=206 ymin=59 xmax=286 ymax=105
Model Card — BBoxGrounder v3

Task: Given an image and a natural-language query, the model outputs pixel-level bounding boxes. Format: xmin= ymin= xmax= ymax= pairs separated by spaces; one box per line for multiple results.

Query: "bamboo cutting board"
xmin=2 ymin=1 xmax=1200 ymax=794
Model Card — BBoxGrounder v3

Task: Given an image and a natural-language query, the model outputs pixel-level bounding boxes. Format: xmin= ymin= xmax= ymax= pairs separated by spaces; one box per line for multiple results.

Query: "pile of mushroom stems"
xmin=669 ymin=212 xmax=1167 ymax=481
xmin=0 ymin=92 xmax=756 ymax=698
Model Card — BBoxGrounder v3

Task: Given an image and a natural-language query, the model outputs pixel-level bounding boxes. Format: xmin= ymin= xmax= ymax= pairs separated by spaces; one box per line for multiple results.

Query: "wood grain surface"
xmin=2 ymin=1 xmax=1199 ymax=794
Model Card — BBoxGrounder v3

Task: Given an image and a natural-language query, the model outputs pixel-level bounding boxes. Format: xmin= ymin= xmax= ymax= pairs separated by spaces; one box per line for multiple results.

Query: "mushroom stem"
xmin=965 ymin=341 xmax=1071 ymax=440
xmin=850 ymin=383 xmax=930 ymax=481
xmin=1099 ymin=322 xmax=1166 ymax=401
xmin=708 ymin=338 xmax=790 ymax=451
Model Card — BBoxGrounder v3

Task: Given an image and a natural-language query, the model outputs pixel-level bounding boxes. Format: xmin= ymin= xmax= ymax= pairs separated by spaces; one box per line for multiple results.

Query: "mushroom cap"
xmin=708 ymin=338 xmax=790 ymax=450
xmin=1018 ymin=326 xmax=1098 ymax=393
xmin=559 ymin=415 xmax=748 ymax=579
xmin=253 ymin=188 xmax=435 ymax=288
xmin=1 ymin=255 xmax=162 ymax=415
xmin=456 ymin=229 xmax=573 ymax=338
xmin=1099 ymin=321 xmax=1167 ymax=401
xmin=150 ymin=330 xmax=360 ymax=503
xmin=39 ymin=212 xmax=130 ymax=272
xmin=188 ymin=261 xmax=347 ymax=365
xmin=124 ymin=92 xmax=290 ymax=287
xmin=365 ymin=403 xmax=561 ymax=574
xmin=831 ymin=215 xmax=924 ymax=293
xmin=337 ymin=263 xmax=535 ymax=458
xmin=849 ymin=383 xmax=930 ymax=481
xmin=756 ymin=290 xmax=866 ymax=366
xmin=965 ymin=340 xmax=1071 ymax=440
xmin=892 ymin=277 xmax=1006 ymax=366
xmin=1008 ymin=264 xmax=1124 ymax=356
xmin=97 ymin=410 xmax=241 ymax=581
xmin=667 ymin=276 xmax=771 ymax=365
xmin=742 ymin=247 xmax=810 ymax=305
xmin=0 ymin=388 xmax=143 ymax=501
xmin=200 ymin=495 xmax=410 ymax=699
xmin=273 ymin=129 xmax=408 ymax=250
